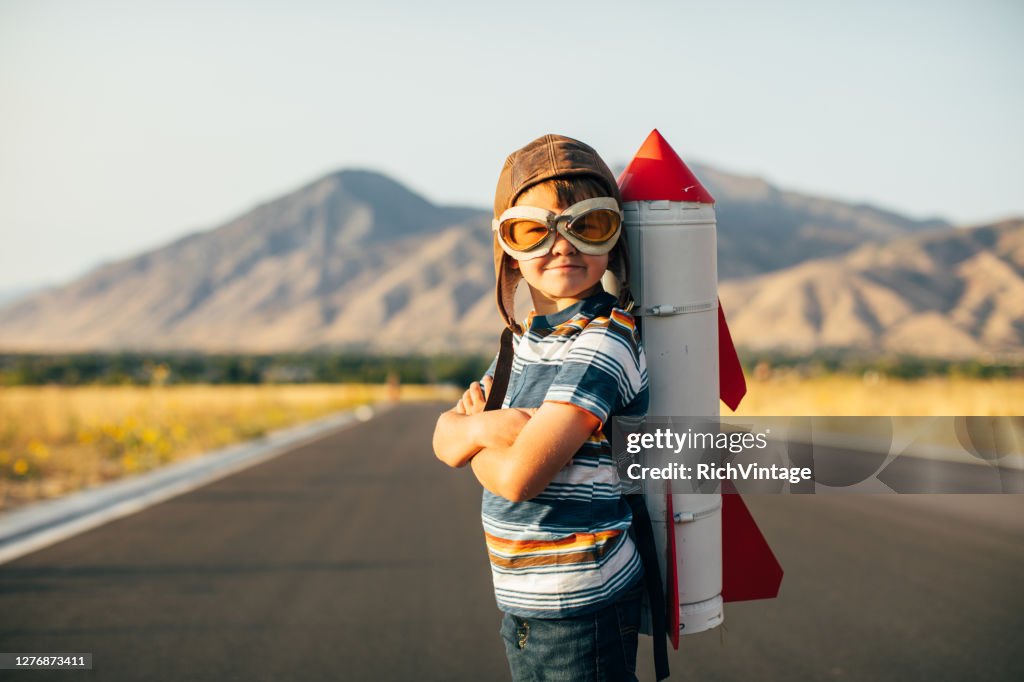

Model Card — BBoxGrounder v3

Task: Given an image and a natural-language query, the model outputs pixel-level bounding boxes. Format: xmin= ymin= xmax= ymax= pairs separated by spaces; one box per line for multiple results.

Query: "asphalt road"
xmin=1 ymin=403 xmax=1021 ymax=681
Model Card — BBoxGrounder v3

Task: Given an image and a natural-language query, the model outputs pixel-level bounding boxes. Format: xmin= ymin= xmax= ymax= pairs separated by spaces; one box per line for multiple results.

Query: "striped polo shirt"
xmin=481 ymin=291 xmax=649 ymax=618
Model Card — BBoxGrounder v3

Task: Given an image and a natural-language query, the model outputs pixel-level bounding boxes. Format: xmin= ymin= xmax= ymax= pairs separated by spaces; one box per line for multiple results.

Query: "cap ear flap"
xmin=494 ymin=245 xmax=524 ymax=334
xmin=606 ymin=235 xmax=634 ymax=312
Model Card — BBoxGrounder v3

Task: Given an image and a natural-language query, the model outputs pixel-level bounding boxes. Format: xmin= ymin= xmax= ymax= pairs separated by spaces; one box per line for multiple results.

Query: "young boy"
xmin=433 ymin=134 xmax=649 ymax=681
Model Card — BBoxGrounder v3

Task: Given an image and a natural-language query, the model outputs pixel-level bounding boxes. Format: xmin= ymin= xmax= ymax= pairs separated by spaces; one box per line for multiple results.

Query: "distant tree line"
xmin=0 ymin=350 xmax=1018 ymax=387
xmin=0 ymin=353 xmax=494 ymax=387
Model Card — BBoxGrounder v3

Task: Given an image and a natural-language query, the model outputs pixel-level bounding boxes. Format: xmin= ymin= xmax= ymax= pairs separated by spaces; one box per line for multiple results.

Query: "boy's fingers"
xmin=470 ymin=382 xmax=484 ymax=404
xmin=481 ymin=375 xmax=493 ymax=397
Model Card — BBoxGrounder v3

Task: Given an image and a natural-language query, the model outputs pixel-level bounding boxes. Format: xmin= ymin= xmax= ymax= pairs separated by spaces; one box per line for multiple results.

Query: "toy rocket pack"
xmin=618 ymin=130 xmax=784 ymax=647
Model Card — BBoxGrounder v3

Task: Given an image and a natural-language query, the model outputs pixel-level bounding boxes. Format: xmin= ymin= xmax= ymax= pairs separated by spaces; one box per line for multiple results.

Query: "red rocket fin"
xmin=718 ymin=303 xmax=746 ymax=411
xmin=721 ymin=480 xmax=784 ymax=602
xmin=619 ymin=129 xmax=715 ymax=204
xmin=664 ymin=489 xmax=681 ymax=649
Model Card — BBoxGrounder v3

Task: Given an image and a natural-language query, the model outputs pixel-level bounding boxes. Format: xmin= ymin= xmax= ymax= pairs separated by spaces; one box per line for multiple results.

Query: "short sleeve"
xmin=542 ymin=312 xmax=648 ymax=424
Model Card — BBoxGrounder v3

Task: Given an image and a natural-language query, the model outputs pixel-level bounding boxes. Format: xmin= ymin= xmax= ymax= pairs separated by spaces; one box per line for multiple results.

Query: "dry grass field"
xmin=1 ymin=377 xmax=1020 ymax=511
xmin=731 ymin=376 xmax=1024 ymax=458
xmin=0 ymin=383 xmax=459 ymax=511
xmin=732 ymin=375 xmax=1024 ymax=416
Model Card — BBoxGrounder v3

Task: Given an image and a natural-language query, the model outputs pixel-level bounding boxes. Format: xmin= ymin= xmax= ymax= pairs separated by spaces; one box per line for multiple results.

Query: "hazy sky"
xmin=1 ymin=0 xmax=1022 ymax=291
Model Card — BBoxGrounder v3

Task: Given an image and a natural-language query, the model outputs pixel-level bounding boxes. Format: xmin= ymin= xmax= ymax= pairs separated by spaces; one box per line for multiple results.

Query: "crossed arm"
xmin=432 ymin=377 xmax=601 ymax=502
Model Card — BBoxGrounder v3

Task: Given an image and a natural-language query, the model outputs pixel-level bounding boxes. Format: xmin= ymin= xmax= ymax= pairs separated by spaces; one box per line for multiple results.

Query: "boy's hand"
xmin=434 ymin=374 xmax=537 ymax=468
xmin=470 ymin=402 xmax=601 ymax=502
xmin=478 ymin=407 xmax=534 ymax=449
xmin=455 ymin=376 xmax=493 ymax=415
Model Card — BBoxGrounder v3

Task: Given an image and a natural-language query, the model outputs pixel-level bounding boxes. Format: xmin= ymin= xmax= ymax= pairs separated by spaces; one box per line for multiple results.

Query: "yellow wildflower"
xmin=28 ymin=440 xmax=50 ymax=460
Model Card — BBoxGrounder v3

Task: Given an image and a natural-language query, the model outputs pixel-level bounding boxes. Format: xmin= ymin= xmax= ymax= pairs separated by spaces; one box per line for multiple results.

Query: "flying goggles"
xmin=493 ymin=197 xmax=622 ymax=261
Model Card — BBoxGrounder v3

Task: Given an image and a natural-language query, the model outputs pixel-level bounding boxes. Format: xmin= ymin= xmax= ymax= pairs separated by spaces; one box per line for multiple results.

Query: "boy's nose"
xmin=550 ymin=233 xmax=578 ymax=256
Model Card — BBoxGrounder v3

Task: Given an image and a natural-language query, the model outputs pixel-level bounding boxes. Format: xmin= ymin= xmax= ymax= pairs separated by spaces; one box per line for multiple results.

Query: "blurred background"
xmin=1 ymin=0 xmax=1021 ymax=505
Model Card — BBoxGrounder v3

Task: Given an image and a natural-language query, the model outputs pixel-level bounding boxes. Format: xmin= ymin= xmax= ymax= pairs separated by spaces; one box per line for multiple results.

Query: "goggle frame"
xmin=492 ymin=197 xmax=623 ymax=261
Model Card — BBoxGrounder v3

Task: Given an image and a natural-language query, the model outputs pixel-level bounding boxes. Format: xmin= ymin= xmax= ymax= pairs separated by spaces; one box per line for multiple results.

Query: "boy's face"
xmin=510 ymin=183 xmax=610 ymax=314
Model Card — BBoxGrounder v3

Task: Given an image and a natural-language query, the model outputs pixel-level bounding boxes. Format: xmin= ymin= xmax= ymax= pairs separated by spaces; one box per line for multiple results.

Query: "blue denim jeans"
xmin=500 ymin=579 xmax=644 ymax=682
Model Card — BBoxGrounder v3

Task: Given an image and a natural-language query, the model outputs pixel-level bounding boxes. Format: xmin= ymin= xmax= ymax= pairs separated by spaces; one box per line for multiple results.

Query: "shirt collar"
xmin=527 ymin=290 xmax=617 ymax=330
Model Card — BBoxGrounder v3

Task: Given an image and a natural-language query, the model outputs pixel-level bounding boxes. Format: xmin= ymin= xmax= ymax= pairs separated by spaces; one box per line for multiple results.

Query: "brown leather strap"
xmin=484 ymin=328 xmax=514 ymax=412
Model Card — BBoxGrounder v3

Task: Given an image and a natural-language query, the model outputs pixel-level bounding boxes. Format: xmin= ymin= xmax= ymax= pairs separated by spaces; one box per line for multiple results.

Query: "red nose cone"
xmin=618 ymin=129 xmax=715 ymax=204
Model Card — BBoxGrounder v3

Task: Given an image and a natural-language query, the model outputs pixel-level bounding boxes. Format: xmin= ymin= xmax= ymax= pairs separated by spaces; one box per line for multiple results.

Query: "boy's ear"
xmin=510 ymin=259 xmax=519 ymax=270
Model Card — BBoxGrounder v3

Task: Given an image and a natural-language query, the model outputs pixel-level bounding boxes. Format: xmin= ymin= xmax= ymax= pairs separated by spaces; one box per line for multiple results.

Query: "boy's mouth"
xmin=545 ymin=262 xmax=584 ymax=272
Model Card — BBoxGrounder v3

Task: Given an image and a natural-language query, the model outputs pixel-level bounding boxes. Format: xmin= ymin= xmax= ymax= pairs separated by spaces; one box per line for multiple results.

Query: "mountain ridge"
xmin=1 ymin=165 xmax=1018 ymax=357
xmin=720 ymin=219 xmax=1024 ymax=357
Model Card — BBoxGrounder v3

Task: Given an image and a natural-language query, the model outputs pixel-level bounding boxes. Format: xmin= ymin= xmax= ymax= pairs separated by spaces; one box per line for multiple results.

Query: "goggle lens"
xmin=567 ymin=209 xmax=620 ymax=243
xmin=500 ymin=219 xmax=550 ymax=250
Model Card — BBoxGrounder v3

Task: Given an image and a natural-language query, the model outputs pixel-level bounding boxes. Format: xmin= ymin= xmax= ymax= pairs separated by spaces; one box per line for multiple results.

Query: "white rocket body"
xmin=623 ymin=199 xmax=725 ymax=635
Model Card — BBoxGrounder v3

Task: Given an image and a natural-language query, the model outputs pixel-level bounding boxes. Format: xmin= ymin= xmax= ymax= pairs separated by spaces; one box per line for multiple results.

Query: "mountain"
xmin=0 ymin=284 xmax=49 ymax=307
xmin=0 ymin=165 xmax=1012 ymax=356
xmin=719 ymin=219 xmax=1024 ymax=357
xmin=0 ymin=170 xmax=498 ymax=353
xmin=690 ymin=163 xmax=950 ymax=278
xmin=608 ymin=161 xmax=951 ymax=279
